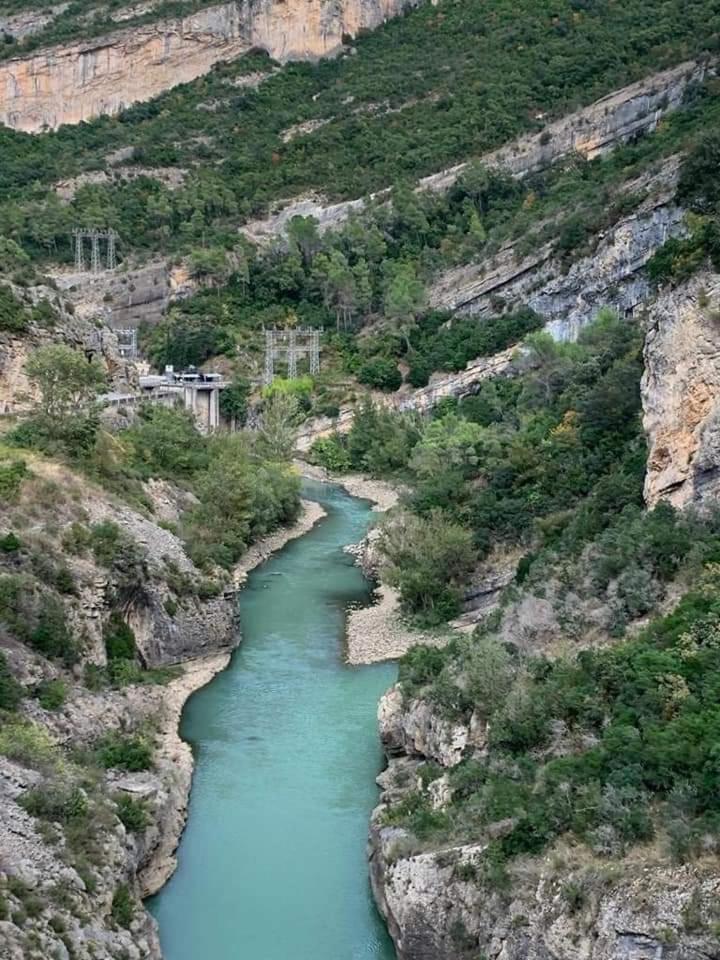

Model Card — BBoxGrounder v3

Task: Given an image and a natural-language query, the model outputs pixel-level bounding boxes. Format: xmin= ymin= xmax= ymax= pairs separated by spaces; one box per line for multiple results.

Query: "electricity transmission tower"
xmin=264 ymin=328 xmax=320 ymax=384
xmin=72 ymin=229 xmax=118 ymax=273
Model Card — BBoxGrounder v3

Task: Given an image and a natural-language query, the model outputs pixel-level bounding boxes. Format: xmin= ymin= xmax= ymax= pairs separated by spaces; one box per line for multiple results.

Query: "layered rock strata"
xmin=242 ymin=58 xmax=713 ymax=242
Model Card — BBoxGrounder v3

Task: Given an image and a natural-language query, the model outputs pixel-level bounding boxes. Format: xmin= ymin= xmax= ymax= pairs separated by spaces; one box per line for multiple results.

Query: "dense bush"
xmin=0 ymin=460 xmax=28 ymax=502
xmin=0 ymin=575 xmax=77 ymax=664
xmin=35 ymin=679 xmax=67 ymax=711
xmin=95 ymin=732 xmax=153 ymax=772
xmin=356 ymin=356 xmax=402 ymax=391
xmin=379 ymin=509 xmax=477 ymax=622
xmin=114 ymin=793 xmax=150 ymax=833
xmin=183 ymin=433 xmax=301 ymax=569
xmin=20 ymin=784 xmax=88 ymax=823
xmin=405 ymin=308 xmax=543 ymax=387
xmin=111 ymin=885 xmax=135 ymax=928
xmin=125 ymin=405 xmax=210 ymax=478
xmin=103 ymin=614 xmax=137 ymax=662
xmin=0 ymin=285 xmax=29 ymax=332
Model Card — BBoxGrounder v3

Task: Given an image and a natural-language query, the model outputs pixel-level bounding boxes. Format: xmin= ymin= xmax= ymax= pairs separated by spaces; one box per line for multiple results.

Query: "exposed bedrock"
xmin=643 ymin=271 xmax=720 ymax=510
xmin=429 ymin=163 xmax=683 ymax=339
xmin=370 ymin=687 xmax=720 ymax=960
xmin=0 ymin=0 xmax=417 ymax=132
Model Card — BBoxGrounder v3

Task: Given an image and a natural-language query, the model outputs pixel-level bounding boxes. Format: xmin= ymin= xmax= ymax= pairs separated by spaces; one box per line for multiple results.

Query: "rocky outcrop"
xmin=50 ymin=259 xmax=194 ymax=333
xmin=379 ymin=686 xmax=486 ymax=767
xmin=0 ymin=456 xmax=239 ymax=960
xmin=370 ymin=809 xmax=720 ymax=960
xmin=0 ymin=0 xmax=417 ymax=132
xmin=643 ymin=272 xmax=720 ymax=509
xmin=242 ymin=58 xmax=712 ymax=243
xmin=0 ymin=278 xmax=135 ymax=416
xmin=371 ymin=684 xmax=720 ymax=960
xmin=430 ymin=160 xmax=683 ymax=339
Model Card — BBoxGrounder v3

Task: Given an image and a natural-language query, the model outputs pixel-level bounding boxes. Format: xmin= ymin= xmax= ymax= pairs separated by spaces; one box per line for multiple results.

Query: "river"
xmin=147 ymin=480 xmax=397 ymax=960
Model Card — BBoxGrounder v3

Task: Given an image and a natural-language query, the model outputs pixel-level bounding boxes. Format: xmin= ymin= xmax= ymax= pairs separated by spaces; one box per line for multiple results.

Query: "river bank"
xmin=141 ymin=498 xmax=327 ymax=900
xmin=298 ymin=462 xmax=446 ymax=665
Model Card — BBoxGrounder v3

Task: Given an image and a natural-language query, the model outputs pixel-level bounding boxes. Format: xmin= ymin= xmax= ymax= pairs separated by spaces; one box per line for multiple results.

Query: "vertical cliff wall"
xmin=0 ymin=0 xmax=415 ymax=132
xmin=643 ymin=271 xmax=720 ymax=509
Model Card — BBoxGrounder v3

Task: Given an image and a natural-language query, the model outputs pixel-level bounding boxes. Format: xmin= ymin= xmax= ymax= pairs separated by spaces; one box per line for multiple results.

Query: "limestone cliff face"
xmin=643 ymin=272 xmax=720 ymax=509
xmin=370 ymin=688 xmax=720 ymax=960
xmin=430 ymin=161 xmax=683 ymax=339
xmin=0 ymin=0 xmax=415 ymax=132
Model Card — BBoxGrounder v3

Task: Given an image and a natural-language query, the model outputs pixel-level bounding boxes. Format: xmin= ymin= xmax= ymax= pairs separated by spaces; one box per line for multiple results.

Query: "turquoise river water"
xmin=148 ymin=480 xmax=397 ymax=960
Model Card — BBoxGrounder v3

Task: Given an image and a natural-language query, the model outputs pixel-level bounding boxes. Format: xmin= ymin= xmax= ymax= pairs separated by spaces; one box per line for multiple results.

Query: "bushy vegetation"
xmin=648 ymin=130 xmax=720 ymax=283
xmin=184 ymin=432 xmax=300 ymax=568
xmin=2 ymin=0 xmax=719 ymax=261
xmin=113 ymin=793 xmax=150 ymax=833
xmin=0 ymin=651 xmax=23 ymax=711
xmin=103 ymin=614 xmax=137 ymax=662
xmin=392 ymin=567 xmax=720 ymax=872
xmin=314 ymin=311 xmax=653 ymax=620
xmin=95 ymin=732 xmax=153 ymax=772
xmin=0 ymin=459 xmax=28 ymax=502
xmin=0 ymin=574 xmax=77 ymax=664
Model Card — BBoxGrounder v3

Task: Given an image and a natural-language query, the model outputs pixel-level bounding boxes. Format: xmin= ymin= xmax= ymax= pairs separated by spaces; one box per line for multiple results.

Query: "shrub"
xmin=379 ymin=509 xmax=477 ymax=622
xmin=0 ymin=284 xmax=29 ymax=332
xmin=20 ymin=784 xmax=88 ymax=823
xmin=96 ymin=732 xmax=153 ymax=772
xmin=36 ymin=679 xmax=67 ymax=711
xmin=111 ymin=885 xmax=134 ymax=928
xmin=103 ymin=614 xmax=137 ymax=662
xmin=29 ymin=595 xmax=77 ymax=664
xmin=0 ymin=460 xmax=27 ymax=502
xmin=0 ymin=720 xmax=58 ymax=768
xmin=114 ymin=793 xmax=150 ymax=832
xmin=0 ymin=651 xmax=23 ymax=710
xmin=0 ymin=532 xmax=21 ymax=552
xmin=309 ymin=434 xmax=352 ymax=473
xmin=356 ymin=357 xmax=402 ymax=392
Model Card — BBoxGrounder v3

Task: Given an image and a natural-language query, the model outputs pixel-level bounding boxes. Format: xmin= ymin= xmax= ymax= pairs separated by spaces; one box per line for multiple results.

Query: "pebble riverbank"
xmin=297 ymin=462 xmax=448 ymax=665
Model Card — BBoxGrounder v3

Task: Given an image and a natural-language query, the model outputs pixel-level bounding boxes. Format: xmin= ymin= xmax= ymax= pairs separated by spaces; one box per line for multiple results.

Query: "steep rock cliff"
xmin=242 ymin=58 xmax=711 ymax=243
xmin=643 ymin=271 xmax=720 ymax=509
xmin=429 ymin=161 xmax=683 ymax=338
xmin=370 ymin=686 xmax=720 ymax=960
xmin=0 ymin=0 xmax=416 ymax=132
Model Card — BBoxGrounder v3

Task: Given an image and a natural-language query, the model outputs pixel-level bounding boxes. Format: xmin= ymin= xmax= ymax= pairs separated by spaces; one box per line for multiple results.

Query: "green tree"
xmin=384 ymin=262 xmax=426 ymax=348
xmin=257 ymin=392 xmax=304 ymax=461
xmin=25 ymin=344 xmax=106 ymax=425
xmin=313 ymin=250 xmax=358 ymax=331
xmin=287 ymin=215 xmax=322 ymax=267
xmin=379 ymin=509 xmax=477 ymax=621
xmin=220 ymin=375 xmax=251 ymax=426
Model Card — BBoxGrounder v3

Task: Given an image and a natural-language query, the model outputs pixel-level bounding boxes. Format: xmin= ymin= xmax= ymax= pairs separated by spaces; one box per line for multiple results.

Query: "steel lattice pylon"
xmin=71 ymin=228 xmax=119 ymax=273
xmin=263 ymin=327 xmax=321 ymax=384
